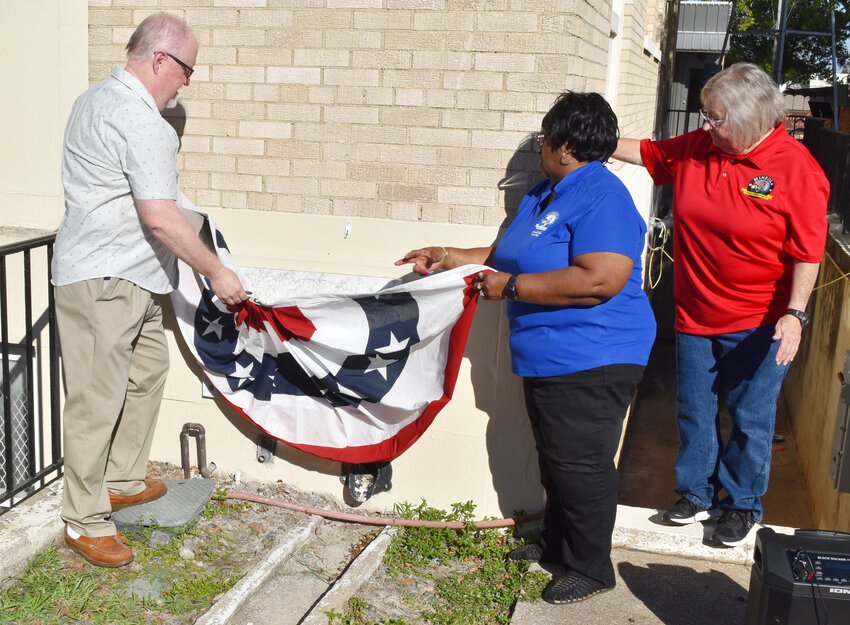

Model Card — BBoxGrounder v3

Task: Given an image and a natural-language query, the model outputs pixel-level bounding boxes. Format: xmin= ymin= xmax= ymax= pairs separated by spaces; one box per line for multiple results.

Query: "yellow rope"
xmin=813 ymin=253 xmax=850 ymax=291
xmin=646 ymin=218 xmax=673 ymax=290
xmin=644 ymin=231 xmax=850 ymax=292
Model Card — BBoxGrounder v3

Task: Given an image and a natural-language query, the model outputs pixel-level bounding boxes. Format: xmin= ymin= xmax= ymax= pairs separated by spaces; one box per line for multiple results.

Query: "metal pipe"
xmin=24 ymin=250 xmax=36 ymax=481
xmin=47 ymin=243 xmax=61 ymax=470
xmin=180 ymin=422 xmax=213 ymax=478
xmin=831 ymin=10 xmax=838 ymax=131
xmin=773 ymin=0 xmax=787 ymax=84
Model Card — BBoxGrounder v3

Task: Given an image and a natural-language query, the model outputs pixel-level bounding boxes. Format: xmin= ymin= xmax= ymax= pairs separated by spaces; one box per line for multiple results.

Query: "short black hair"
xmin=541 ymin=92 xmax=619 ymax=163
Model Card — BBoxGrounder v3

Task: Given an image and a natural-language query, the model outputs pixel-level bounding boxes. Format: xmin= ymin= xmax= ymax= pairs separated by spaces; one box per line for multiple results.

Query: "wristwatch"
xmin=502 ymin=275 xmax=519 ymax=301
xmin=785 ymin=309 xmax=809 ymax=328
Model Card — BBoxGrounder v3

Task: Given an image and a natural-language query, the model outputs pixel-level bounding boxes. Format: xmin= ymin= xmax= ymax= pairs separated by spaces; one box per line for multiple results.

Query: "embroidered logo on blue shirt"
xmin=532 ymin=211 xmax=559 ymax=237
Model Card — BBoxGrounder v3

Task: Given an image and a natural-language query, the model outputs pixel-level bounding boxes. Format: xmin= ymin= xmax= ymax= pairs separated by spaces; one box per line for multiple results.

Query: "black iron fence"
xmin=0 ymin=233 xmax=62 ymax=513
xmin=665 ymin=109 xmax=703 ymax=138
xmin=803 ymin=117 xmax=850 ymax=231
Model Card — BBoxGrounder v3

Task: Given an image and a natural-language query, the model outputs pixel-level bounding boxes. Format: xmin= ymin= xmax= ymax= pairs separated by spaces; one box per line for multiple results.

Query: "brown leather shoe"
xmin=109 ymin=478 xmax=167 ymax=511
xmin=65 ymin=527 xmax=134 ymax=568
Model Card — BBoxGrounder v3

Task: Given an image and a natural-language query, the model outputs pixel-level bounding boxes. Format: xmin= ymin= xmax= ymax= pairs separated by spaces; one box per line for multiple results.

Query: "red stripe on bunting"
xmin=234 ymin=299 xmax=317 ymax=342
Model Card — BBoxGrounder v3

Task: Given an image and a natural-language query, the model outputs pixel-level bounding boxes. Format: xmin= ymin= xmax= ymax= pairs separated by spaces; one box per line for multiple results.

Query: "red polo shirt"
xmin=640 ymin=125 xmax=828 ymax=334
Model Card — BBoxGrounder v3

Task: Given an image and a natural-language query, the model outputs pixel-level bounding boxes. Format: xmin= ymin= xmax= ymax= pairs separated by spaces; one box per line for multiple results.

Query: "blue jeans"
xmin=674 ymin=327 xmax=789 ymax=521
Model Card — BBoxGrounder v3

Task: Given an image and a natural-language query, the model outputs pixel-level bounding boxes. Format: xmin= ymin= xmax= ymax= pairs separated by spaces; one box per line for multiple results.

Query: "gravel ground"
xmin=353 ymin=559 xmax=462 ymax=624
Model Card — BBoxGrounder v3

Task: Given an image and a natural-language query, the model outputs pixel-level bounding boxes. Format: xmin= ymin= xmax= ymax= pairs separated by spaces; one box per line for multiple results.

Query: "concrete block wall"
xmin=86 ymin=0 xmax=666 ymax=228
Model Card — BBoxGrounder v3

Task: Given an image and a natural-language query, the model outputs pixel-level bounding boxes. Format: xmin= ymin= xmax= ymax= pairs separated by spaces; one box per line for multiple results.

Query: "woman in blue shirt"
xmin=397 ymin=92 xmax=656 ymax=604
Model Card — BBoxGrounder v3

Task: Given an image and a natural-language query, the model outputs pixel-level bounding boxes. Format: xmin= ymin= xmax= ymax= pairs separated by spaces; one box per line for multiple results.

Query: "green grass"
xmin=0 ymin=488 xmax=244 ymax=625
xmin=328 ymin=500 xmax=549 ymax=625
xmin=0 ymin=546 xmax=146 ymax=625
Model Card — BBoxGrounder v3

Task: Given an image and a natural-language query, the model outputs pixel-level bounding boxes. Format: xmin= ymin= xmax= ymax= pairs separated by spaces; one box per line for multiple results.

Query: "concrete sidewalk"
xmin=512 ymin=547 xmax=753 ymax=625
xmin=0 ymin=480 xmax=64 ymax=584
xmin=508 ymin=505 xmax=774 ymax=625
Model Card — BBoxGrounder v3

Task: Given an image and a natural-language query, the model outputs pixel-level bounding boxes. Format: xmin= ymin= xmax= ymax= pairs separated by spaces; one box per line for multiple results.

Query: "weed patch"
xmin=331 ymin=500 xmax=549 ymax=625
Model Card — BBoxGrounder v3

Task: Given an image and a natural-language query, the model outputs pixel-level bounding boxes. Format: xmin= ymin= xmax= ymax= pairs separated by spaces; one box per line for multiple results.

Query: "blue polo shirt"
xmin=493 ymin=160 xmax=656 ymax=377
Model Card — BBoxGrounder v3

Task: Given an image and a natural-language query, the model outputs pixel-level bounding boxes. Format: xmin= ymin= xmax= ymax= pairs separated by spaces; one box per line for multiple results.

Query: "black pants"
xmin=523 ymin=364 xmax=645 ymax=587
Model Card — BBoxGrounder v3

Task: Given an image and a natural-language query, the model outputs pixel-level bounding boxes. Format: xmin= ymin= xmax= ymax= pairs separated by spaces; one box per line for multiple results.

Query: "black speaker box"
xmin=745 ymin=527 xmax=850 ymax=625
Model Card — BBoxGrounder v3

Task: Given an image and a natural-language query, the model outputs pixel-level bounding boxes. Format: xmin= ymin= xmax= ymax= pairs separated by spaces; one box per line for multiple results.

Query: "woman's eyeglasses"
xmin=699 ymin=109 xmax=725 ymax=129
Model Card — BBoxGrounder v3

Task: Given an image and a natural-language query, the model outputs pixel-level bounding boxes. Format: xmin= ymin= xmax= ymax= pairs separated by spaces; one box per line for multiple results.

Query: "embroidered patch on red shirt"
xmin=741 ymin=175 xmax=775 ymax=200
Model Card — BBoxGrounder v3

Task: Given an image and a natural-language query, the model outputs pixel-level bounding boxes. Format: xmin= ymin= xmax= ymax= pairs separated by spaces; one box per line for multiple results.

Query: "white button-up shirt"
xmin=52 ymin=66 xmax=181 ymax=294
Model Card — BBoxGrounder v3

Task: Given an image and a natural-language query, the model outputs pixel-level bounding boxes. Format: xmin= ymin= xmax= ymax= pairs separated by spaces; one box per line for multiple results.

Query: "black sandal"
xmin=542 ymin=571 xmax=613 ymax=604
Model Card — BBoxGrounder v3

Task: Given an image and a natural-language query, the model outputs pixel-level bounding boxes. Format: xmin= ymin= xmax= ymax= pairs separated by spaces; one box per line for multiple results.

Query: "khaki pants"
xmin=55 ymin=278 xmax=168 ymax=537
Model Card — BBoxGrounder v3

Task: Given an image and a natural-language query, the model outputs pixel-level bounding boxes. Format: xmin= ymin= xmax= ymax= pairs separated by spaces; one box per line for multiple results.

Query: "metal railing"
xmin=665 ymin=109 xmax=703 ymax=138
xmin=785 ymin=114 xmax=809 ymax=140
xmin=0 ymin=233 xmax=62 ymax=513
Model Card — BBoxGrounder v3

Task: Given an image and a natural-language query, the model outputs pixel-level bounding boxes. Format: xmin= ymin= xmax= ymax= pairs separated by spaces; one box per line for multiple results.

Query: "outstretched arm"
xmin=136 ymin=198 xmax=248 ymax=306
xmin=612 ymin=138 xmax=645 ymax=166
xmin=395 ymin=246 xmax=495 ymax=275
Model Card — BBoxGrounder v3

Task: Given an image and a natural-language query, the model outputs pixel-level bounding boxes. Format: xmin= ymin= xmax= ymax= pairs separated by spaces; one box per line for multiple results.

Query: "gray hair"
xmin=701 ymin=63 xmax=785 ymax=149
xmin=126 ymin=12 xmax=192 ymax=60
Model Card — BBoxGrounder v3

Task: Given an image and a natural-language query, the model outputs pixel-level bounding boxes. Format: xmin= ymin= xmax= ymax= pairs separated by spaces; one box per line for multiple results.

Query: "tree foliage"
xmin=726 ymin=0 xmax=850 ymax=83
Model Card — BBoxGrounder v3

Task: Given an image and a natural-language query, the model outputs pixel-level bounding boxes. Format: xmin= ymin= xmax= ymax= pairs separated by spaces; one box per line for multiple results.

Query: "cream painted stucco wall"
xmin=0 ymin=1 xmax=88 ymax=498
xmin=2 ymin=0 xmax=668 ymax=518
xmin=0 ymin=0 xmax=88 ymax=230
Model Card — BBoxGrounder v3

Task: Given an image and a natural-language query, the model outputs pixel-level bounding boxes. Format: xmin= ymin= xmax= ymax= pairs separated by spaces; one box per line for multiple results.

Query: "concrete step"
xmin=204 ymin=517 xmax=392 ymax=625
xmin=195 ymin=515 xmax=320 ymax=625
xmin=300 ymin=526 xmax=395 ymax=625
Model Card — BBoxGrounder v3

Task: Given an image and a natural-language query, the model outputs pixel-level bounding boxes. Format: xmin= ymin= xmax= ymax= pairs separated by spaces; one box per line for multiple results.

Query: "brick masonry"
xmin=90 ymin=0 xmax=665 ymax=224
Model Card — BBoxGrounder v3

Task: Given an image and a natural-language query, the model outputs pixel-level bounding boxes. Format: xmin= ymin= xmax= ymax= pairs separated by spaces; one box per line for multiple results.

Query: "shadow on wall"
xmin=474 ymin=135 xmax=547 ymax=517
xmin=498 ymin=135 xmax=545 ymax=228
xmin=162 ymin=103 xmax=187 ymax=149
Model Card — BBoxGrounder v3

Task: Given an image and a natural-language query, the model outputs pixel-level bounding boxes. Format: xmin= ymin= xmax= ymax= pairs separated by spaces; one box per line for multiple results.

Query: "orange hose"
xmin=226 ymin=491 xmax=543 ymax=529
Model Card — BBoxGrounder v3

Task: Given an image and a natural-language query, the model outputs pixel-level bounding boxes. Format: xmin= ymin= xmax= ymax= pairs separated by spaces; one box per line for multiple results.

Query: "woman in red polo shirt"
xmin=613 ymin=62 xmax=828 ymax=547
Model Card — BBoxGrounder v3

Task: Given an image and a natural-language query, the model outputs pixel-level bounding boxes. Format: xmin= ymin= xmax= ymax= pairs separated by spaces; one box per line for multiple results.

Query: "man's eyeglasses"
xmin=699 ymin=109 xmax=725 ymax=129
xmin=167 ymin=52 xmax=194 ymax=79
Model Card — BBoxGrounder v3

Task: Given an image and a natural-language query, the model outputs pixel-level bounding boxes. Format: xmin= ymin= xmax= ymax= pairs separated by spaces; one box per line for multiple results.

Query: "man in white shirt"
xmin=52 ymin=12 xmax=247 ymax=567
